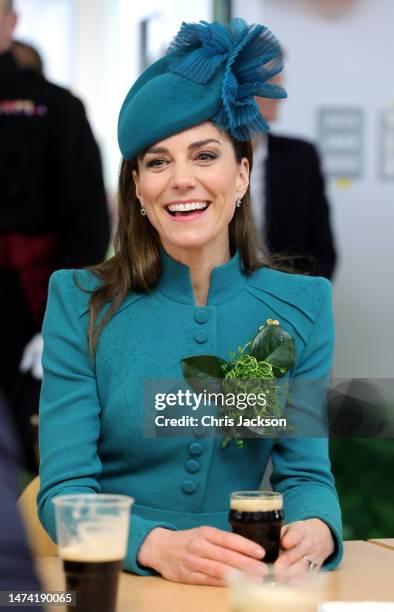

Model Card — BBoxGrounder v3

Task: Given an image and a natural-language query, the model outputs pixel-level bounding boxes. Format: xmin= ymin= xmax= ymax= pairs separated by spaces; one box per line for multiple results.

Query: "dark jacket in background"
xmin=265 ymin=134 xmax=337 ymax=280
xmin=0 ymin=50 xmax=110 ymax=266
xmin=0 ymin=50 xmax=110 ymax=471
xmin=0 ymin=394 xmax=43 ymax=610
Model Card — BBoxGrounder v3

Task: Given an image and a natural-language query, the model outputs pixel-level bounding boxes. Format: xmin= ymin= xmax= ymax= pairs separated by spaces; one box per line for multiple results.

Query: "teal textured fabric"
xmin=118 ymin=55 xmax=223 ymax=161
xmin=117 ymin=19 xmax=286 ymax=159
xmin=38 ymin=252 xmax=342 ymax=574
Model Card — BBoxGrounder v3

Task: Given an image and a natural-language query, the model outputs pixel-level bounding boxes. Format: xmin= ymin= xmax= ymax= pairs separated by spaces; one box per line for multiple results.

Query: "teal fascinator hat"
xmin=118 ymin=18 xmax=286 ymax=160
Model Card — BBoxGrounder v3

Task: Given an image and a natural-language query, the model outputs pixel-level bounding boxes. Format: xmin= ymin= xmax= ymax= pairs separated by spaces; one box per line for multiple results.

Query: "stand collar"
xmin=157 ymin=248 xmax=246 ymax=306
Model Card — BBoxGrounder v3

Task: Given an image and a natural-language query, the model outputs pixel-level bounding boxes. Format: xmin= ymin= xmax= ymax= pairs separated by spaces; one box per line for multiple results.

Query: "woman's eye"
xmin=146 ymin=158 xmax=167 ymax=168
xmin=196 ymin=152 xmax=218 ymax=161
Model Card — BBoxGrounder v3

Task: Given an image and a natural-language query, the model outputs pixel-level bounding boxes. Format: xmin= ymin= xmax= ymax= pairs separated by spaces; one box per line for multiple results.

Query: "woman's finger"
xmin=275 ymin=536 xmax=310 ymax=569
xmin=188 ymin=539 xmax=267 ymax=575
xmin=184 ymin=570 xmax=225 ymax=587
xmin=201 ymin=526 xmax=265 ymax=559
xmin=186 ymin=554 xmax=249 ymax=582
xmin=282 ymin=556 xmax=313 ymax=577
xmin=280 ymin=523 xmax=305 ymax=550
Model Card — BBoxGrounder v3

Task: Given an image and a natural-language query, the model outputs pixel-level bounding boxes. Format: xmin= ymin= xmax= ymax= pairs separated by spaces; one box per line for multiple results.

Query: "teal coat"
xmin=38 ymin=251 xmax=342 ymax=574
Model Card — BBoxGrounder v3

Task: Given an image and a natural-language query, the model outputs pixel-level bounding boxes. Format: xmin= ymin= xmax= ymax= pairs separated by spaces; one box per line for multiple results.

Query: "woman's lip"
xmin=165 ymin=200 xmax=211 ymax=206
xmin=164 ymin=206 xmax=210 ymax=222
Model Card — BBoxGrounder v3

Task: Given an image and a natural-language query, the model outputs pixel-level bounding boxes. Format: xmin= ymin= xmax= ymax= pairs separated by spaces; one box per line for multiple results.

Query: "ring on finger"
xmin=303 ymin=556 xmax=318 ymax=573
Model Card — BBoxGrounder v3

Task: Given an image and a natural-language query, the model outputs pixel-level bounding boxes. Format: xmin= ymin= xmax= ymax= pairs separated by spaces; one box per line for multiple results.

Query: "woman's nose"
xmin=169 ymin=162 xmax=196 ymax=190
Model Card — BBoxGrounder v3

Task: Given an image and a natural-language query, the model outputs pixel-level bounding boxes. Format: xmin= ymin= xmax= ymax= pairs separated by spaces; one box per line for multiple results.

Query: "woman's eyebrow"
xmin=144 ymin=139 xmax=222 ymax=156
xmin=144 ymin=146 xmax=168 ymax=155
xmin=188 ymin=139 xmax=221 ymax=150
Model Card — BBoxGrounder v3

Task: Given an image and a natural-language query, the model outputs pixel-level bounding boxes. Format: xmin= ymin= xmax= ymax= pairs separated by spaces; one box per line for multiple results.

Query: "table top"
xmin=369 ymin=539 xmax=394 ymax=551
xmin=36 ymin=541 xmax=394 ymax=612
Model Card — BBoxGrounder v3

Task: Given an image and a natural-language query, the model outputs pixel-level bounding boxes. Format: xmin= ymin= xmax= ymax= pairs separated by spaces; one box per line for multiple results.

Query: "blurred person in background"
xmin=0 ymin=0 xmax=111 ymax=473
xmin=251 ymin=72 xmax=337 ymax=280
xmin=12 ymin=39 xmax=43 ymax=75
xmin=0 ymin=392 xmax=43 ymax=609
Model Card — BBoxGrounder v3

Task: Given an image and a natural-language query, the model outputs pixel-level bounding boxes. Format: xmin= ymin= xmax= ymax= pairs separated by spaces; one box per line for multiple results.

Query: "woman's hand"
xmin=137 ymin=526 xmax=268 ymax=586
xmin=275 ymin=518 xmax=335 ymax=573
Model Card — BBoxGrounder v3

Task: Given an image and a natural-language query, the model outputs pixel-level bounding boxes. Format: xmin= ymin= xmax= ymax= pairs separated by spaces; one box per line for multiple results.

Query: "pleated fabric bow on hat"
xmin=118 ymin=18 xmax=287 ymax=160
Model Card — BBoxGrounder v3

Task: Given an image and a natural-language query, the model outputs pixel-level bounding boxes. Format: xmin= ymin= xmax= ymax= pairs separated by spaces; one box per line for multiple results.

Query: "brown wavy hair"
xmin=86 ymin=134 xmax=273 ymax=356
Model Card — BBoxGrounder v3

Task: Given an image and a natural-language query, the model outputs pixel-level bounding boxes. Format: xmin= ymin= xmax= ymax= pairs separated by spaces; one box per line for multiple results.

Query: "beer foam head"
xmin=58 ymin=517 xmax=128 ymax=562
xmin=230 ymin=494 xmax=283 ymax=513
xmin=59 ymin=541 xmax=124 ymax=562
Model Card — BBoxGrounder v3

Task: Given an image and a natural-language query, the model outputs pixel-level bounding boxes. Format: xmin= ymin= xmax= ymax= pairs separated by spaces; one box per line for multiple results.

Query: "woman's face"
xmin=133 ymin=122 xmax=249 ymax=258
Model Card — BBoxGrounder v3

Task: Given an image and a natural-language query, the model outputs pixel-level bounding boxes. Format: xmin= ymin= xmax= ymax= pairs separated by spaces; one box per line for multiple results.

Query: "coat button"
xmin=194 ymin=329 xmax=208 ymax=343
xmin=188 ymin=442 xmax=202 ymax=456
xmin=195 ymin=309 xmax=209 ymax=324
xmin=181 ymin=480 xmax=197 ymax=494
xmin=185 ymin=459 xmax=200 ymax=473
xmin=192 ymin=426 xmax=206 ymax=438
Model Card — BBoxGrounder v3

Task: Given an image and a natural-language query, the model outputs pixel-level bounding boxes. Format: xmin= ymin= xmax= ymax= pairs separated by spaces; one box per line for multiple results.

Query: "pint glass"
xmin=53 ymin=494 xmax=133 ymax=612
xmin=229 ymin=491 xmax=283 ymax=563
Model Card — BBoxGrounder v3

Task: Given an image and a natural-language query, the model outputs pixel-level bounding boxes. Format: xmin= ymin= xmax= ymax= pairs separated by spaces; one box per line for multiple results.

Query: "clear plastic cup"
xmin=53 ymin=494 xmax=133 ymax=612
xmin=227 ymin=565 xmax=327 ymax=612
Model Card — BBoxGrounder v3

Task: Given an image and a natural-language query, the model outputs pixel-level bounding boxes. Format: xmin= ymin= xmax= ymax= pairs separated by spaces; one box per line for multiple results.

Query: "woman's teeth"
xmin=168 ymin=201 xmax=209 ymax=213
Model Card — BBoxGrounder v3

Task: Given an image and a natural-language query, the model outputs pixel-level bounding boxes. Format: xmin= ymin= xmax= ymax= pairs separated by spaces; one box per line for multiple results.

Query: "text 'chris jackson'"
xmin=155 ymin=415 xmax=287 ymax=428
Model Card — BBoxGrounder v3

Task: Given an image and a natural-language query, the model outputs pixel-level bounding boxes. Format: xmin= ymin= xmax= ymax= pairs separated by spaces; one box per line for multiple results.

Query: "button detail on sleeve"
xmin=194 ymin=309 xmax=209 ymax=324
xmin=194 ymin=329 xmax=208 ymax=343
xmin=181 ymin=480 xmax=197 ymax=494
xmin=188 ymin=442 xmax=202 ymax=456
xmin=185 ymin=459 xmax=200 ymax=473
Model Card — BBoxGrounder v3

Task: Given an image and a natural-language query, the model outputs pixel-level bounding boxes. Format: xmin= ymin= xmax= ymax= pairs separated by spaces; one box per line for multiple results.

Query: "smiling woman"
xmin=131 ymin=123 xmax=250 ymax=303
xmin=134 ymin=124 xmax=249 ymax=252
xmin=38 ymin=18 xmax=343 ymax=586
xmin=86 ymin=122 xmax=258 ymax=332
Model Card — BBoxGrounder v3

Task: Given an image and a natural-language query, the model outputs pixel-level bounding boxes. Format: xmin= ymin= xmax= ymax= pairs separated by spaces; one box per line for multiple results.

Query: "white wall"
xmin=71 ymin=0 xmax=212 ymax=191
xmin=14 ymin=0 xmax=75 ymax=86
xmin=233 ymin=0 xmax=394 ymax=378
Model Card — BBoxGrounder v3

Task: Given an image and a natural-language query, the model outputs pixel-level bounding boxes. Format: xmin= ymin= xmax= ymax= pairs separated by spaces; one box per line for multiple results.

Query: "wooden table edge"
xmin=367 ymin=539 xmax=394 ymax=551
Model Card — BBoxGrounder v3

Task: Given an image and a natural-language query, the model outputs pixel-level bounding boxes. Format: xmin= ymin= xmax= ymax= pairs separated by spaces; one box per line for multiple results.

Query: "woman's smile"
xmin=165 ymin=199 xmax=211 ymax=222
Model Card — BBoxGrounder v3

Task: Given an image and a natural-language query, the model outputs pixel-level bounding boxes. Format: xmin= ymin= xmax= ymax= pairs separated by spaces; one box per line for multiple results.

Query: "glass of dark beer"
xmin=229 ymin=491 xmax=283 ymax=563
xmin=53 ymin=494 xmax=133 ymax=612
